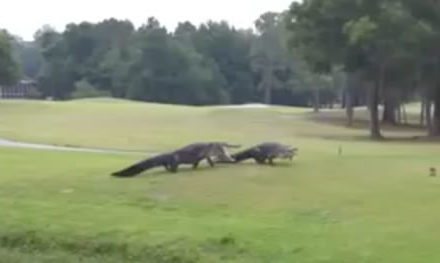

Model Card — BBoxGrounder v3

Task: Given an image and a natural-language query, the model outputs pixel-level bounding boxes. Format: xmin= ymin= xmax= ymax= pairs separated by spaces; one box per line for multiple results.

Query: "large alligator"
xmin=228 ymin=142 xmax=298 ymax=165
xmin=111 ymin=142 xmax=240 ymax=177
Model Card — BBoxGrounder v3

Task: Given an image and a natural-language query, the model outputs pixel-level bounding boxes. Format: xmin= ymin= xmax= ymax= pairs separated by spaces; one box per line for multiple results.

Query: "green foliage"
xmin=27 ymin=86 xmax=43 ymax=99
xmin=251 ymin=12 xmax=293 ymax=104
xmin=0 ymin=30 xmax=20 ymax=85
xmin=191 ymin=21 xmax=256 ymax=104
xmin=125 ymin=19 xmax=228 ymax=105
xmin=71 ymin=79 xmax=111 ymax=99
xmin=343 ymin=16 xmax=377 ymax=45
xmin=285 ymin=0 xmax=440 ymax=137
xmin=10 ymin=37 xmax=43 ymax=79
xmin=21 ymin=15 xmax=340 ymax=107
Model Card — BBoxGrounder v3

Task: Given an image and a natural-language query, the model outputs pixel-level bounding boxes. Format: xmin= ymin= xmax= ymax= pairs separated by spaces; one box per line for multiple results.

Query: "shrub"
xmin=71 ymin=79 xmax=111 ymax=99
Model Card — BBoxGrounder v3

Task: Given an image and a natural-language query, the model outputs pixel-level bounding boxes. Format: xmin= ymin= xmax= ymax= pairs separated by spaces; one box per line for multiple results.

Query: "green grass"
xmin=1 ymin=99 xmax=440 ymax=262
xmin=0 ymin=99 xmax=312 ymax=151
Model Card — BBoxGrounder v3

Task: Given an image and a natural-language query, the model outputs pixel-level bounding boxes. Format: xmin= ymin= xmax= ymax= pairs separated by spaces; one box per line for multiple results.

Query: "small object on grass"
xmin=429 ymin=167 xmax=436 ymax=177
xmin=338 ymin=146 xmax=342 ymax=156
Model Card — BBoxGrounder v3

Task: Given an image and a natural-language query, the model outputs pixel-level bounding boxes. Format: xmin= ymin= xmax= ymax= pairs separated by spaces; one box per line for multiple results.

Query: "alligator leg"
xmin=207 ymin=157 xmax=215 ymax=167
xmin=169 ymin=161 xmax=179 ymax=173
xmin=192 ymin=161 xmax=200 ymax=169
xmin=170 ymin=165 xmax=178 ymax=173
xmin=268 ymin=158 xmax=275 ymax=166
xmin=255 ymin=157 xmax=266 ymax=164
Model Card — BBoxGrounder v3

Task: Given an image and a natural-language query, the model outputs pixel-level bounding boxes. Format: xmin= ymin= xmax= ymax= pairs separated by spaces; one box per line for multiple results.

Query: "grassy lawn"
xmin=1 ymin=99 xmax=440 ymax=262
xmin=0 ymin=99 xmax=311 ymax=151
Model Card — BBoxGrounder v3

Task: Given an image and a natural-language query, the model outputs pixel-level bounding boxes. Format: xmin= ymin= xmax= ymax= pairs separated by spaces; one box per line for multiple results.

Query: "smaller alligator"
xmin=227 ymin=142 xmax=298 ymax=165
xmin=111 ymin=142 xmax=240 ymax=177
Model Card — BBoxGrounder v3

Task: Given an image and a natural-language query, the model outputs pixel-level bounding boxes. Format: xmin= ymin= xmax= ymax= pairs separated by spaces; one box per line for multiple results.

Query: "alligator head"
xmin=208 ymin=142 xmax=239 ymax=163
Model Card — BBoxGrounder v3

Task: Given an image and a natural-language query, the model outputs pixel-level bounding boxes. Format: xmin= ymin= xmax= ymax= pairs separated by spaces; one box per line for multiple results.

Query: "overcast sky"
xmin=1 ymin=0 xmax=294 ymax=40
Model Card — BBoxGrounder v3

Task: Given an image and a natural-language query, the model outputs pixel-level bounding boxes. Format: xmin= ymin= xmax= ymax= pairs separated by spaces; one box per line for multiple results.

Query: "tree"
xmin=35 ymin=26 xmax=73 ymax=99
xmin=10 ymin=35 xmax=43 ymax=79
xmin=12 ymin=12 xmax=359 ymax=108
xmin=0 ymin=30 xmax=19 ymax=85
xmin=71 ymin=78 xmax=110 ymax=99
xmin=286 ymin=0 xmax=424 ymax=139
xmin=193 ymin=21 xmax=255 ymax=104
xmin=403 ymin=0 xmax=440 ymax=136
xmin=251 ymin=12 xmax=292 ymax=104
xmin=127 ymin=18 xmax=228 ymax=105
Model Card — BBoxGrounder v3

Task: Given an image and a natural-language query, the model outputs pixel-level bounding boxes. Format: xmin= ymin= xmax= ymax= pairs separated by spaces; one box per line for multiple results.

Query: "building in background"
xmin=0 ymin=80 xmax=38 ymax=99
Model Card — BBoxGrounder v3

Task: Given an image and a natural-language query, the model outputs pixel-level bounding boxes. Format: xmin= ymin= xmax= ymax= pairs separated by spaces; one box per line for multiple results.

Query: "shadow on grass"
xmin=108 ymin=163 xmax=237 ymax=179
xmin=109 ymin=161 xmax=296 ymax=179
xmin=294 ymin=110 xmax=440 ymax=144
xmin=0 ymin=229 xmax=253 ymax=263
xmin=305 ymin=111 xmax=425 ymax=132
xmin=299 ymin=132 xmax=440 ymax=145
xmin=231 ymin=162 xmax=295 ymax=168
xmin=0 ymin=230 xmax=200 ymax=263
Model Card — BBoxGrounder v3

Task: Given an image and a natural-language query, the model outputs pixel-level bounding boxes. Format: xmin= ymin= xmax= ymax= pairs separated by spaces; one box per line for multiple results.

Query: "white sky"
xmin=1 ymin=0 xmax=295 ymax=40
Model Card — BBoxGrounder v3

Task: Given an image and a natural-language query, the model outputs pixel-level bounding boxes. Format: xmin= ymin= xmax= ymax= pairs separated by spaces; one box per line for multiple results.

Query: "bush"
xmin=71 ymin=79 xmax=111 ymax=99
xmin=28 ymin=86 xmax=42 ymax=99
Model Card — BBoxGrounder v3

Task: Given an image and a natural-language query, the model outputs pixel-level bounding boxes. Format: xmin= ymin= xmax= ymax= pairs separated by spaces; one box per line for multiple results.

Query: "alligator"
xmin=227 ymin=142 xmax=298 ymax=165
xmin=111 ymin=142 xmax=240 ymax=177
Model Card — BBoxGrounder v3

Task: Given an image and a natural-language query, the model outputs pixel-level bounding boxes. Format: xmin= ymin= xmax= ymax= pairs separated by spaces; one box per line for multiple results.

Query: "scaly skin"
xmin=111 ymin=142 xmax=240 ymax=177
xmin=229 ymin=142 xmax=298 ymax=165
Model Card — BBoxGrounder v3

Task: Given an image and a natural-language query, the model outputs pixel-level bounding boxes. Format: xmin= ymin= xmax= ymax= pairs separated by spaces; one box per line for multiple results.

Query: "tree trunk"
xmin=382 ymin=99 xmax=397 ymax=125
xmin=365 ymin=87 xmax=371 ymax=111
xmin=313 ymin=88 xmax=320 ymax=113
xmin=402 ymin=104 xmax=408 ymax=124
xmin=263 ymin=66 xmax=272 ymax=105
xmin=396 ymin=104 xmax=402 ymax=123
xmin=345 ymin=88 xmax=354 ymax=127
xmin=264 ymin=85 xmax=271 ymax=105
xmin=415 ymin=64 xmax=424 ymax=126
xmin=369 ymin=66 xmax=384 ymax=139
xmin=431 ymin=88 xmax=440 ymax=136
xmin=342 ymin=91 xmax=346 ymax=108
xmin=369 ymin=85 xmax=382 ymax=139
xmin=345 ymin=72 xmax=358 ymax=127
xmin=381 ymin=82 xmax=397 ymax=125
xmin=426 ymin=99 xmax=433 ymax=134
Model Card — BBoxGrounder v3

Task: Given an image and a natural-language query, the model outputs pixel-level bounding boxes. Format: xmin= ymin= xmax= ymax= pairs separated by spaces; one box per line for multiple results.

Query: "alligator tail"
xmin=111 ymin=155 xmax=165 ymax=177
xmin=231 ymin=148 xmax=259 ymax=163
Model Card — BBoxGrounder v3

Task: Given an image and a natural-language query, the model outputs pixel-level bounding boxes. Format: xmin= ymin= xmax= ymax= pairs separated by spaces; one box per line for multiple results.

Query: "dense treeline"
xmin=285 ymin=0 xmax=440 ymax=138
xmin=0 ymin=12 xmax=342 ymax=107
